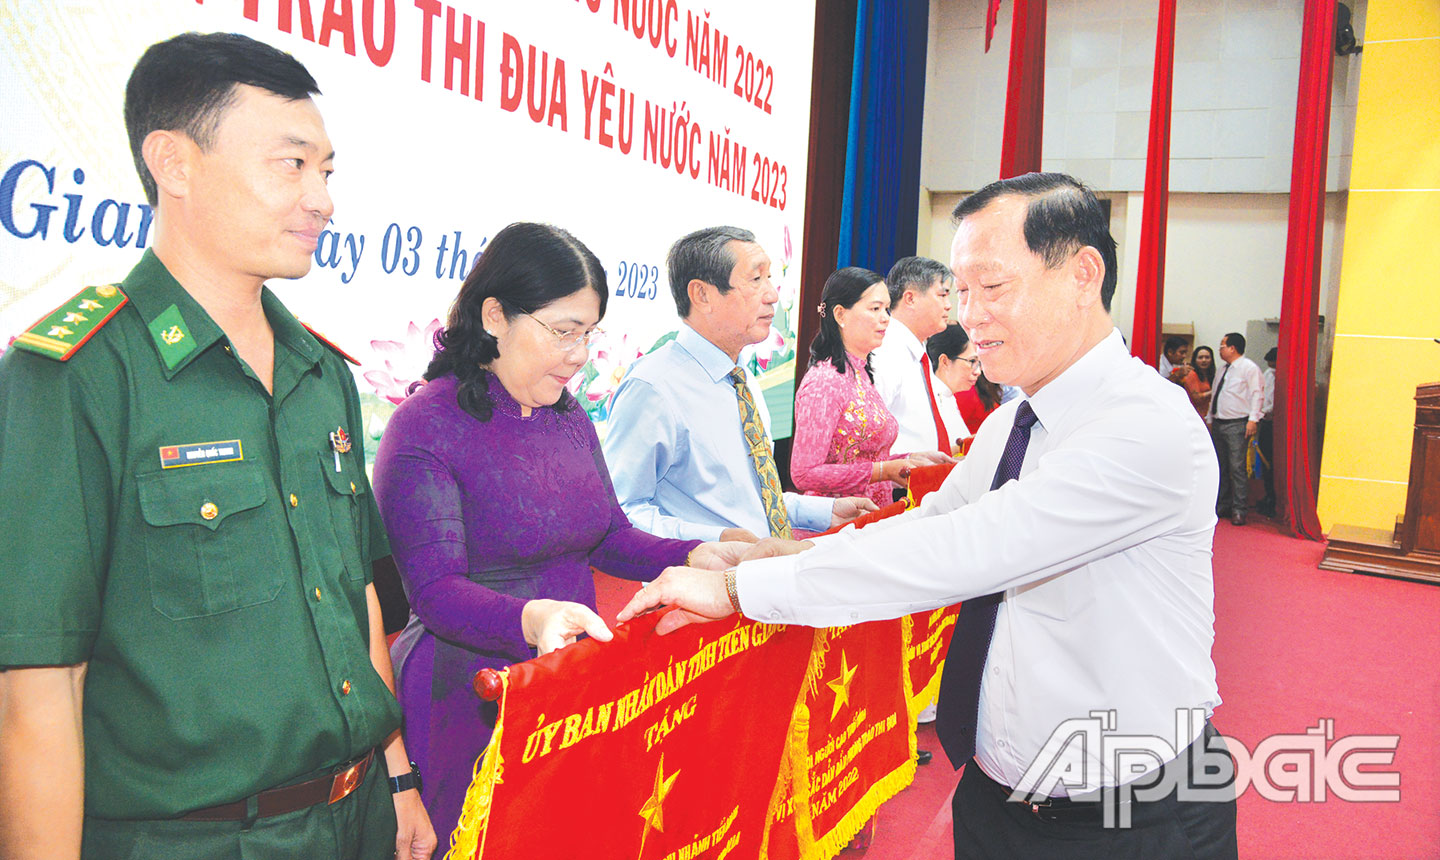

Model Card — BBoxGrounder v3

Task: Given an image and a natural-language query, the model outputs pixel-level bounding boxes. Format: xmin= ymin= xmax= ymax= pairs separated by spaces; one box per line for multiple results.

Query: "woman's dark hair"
xmin=975 ymin=373 xmax=1003 ymax=411
xmin=425 ymin=222 xmax=608 ymax=420
xmin=928 ymin=323 xmax=999 ymax=407
xmin=1191 ymin=345 xmax=1216 ymax=385
xmin=808 ymin=266 xmax=885 ymax=380
xmin=925 ymin=323 xmax=970 ymax=371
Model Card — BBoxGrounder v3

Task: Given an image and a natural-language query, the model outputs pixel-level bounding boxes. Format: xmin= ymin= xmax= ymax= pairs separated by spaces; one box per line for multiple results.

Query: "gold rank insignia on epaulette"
xmin=301 ymin=321 xmax=361 ymax=365
xmin=12 ymin=284 xmax=129 ymax=361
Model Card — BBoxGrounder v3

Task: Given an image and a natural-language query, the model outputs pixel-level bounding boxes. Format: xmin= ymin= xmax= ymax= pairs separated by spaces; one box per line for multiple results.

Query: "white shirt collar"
xmin=1025 ymin=328 xmax=1128 ymax=431
xmin=882 ymin=318 xmax=925 ymax=359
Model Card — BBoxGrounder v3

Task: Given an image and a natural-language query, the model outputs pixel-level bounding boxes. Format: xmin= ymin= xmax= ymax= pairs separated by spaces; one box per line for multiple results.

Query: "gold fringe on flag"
xmin=445 ymin=668 xmax=510 ymax=860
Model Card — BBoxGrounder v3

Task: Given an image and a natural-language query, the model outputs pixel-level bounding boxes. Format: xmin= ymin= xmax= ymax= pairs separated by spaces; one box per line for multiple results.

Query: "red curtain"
xmin=1129 ymin=0 xmax=1177 ymax=368
xmin=984 ymin=0 xmax=1002 ymax=52
xmin=1276 ymin=0 xmax=1336 ymax=541
xmin=998 ymin=0 xmax=1046 ymax=178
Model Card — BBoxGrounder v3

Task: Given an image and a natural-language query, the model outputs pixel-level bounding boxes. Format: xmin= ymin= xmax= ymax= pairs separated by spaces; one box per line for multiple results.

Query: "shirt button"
xmin=849 ymin=611 xmax=859 ymax=621
xmin=289 ymin=493 xmax=299 ymax=508
xmin=340 ymin=680 xmax=351 ymax=696
xmin=314 ymin=587 xmax=322 ymax=601
xmin=997 ymin=738 xmax=1007 ymax=748
xmin=768 ymin=611 xmax=781 ymax=620
xmin=199 ymin=502 xmax=218 ymax=520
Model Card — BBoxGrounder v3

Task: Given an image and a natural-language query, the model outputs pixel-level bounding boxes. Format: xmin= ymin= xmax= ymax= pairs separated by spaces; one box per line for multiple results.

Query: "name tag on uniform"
xmin=159 ymin=440 xmax=244 ymax=469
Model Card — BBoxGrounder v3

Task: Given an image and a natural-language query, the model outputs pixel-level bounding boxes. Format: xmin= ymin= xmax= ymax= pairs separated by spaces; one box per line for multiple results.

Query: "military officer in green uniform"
xmin=0 ymin=33 xmax=436 ymax=860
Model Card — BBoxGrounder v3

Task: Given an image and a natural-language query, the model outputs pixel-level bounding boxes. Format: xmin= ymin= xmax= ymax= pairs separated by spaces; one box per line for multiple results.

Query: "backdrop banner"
xmin=1 ymin=0 xmax=817 ymax=441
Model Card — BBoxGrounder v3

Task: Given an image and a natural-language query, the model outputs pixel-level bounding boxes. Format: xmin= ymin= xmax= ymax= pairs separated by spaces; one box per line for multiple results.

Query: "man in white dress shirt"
xmin=620 ymin=174 xmax=1237 ymax=859
xmin=1209 ymin=332 xmax=1265 ymax=526
xmin=1158 ymin=336 xmax=1189 ymax=377
xmin=871 ymin=256 xmax=967 ymax=457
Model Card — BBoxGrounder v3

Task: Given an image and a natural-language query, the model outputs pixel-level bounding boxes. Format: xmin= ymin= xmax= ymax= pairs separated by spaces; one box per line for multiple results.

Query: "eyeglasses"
xmin=956 ymin=356 xmax=980 ymax=369
xmin=522 ymin=313 xmax=604 ymax=351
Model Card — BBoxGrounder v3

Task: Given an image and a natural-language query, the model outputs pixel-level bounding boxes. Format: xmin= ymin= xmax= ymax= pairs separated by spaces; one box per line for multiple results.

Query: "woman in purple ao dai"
xmin=371 ymin=223 xmax=744 ymax=844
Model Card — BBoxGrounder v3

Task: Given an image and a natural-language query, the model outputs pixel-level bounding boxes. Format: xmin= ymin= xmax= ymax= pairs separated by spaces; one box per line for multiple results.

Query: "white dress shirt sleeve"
xmin=602 ymin=376 xmax=725 ymax=541
xmin=1246 ymin=362 xmax=1265 ymax=423
xmin=784 ymin=492 xmax=835 ymax=533
xmin=736 ymin=414 xmax=1199 ymax=627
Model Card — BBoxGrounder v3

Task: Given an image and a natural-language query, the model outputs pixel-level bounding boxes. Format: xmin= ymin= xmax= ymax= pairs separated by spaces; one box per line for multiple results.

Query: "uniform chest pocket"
xmin=137 ymin=464 xmax=283 ymax=620
xmin=319 ymin=451 xmax=368 ymax=582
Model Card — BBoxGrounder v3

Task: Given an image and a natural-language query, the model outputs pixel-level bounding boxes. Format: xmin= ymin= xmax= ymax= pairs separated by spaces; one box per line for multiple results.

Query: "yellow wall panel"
xmin=1348 ymin=40 xmax=1440 ymax=190
xmin=1319 ymin=0 xmax=1440 ymax=534
xmin=1361 ymin=0 xmax=1440 ymax=42
xmin=1332 ymin=190 xmax=1440 ymax=337
xmin=1317 ymin=477 xmax=1409 ymax=532
xmin=1320 ymin=336 xmax=1439 ymax=484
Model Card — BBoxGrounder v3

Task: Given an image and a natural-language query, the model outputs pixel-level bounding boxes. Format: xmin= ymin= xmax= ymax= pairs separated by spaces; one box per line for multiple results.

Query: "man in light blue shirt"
xmin=604 ymin=226 xmax=875 ymax=541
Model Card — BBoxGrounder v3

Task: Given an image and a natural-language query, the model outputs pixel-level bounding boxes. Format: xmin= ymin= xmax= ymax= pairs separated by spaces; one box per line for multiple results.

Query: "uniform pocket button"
xmin=199 ymin=502 xmax=218 ymax=521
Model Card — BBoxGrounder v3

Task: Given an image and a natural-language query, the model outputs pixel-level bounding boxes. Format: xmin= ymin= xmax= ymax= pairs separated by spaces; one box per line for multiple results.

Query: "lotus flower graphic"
xmin=364 ymin=319 xmax=443 ymax=404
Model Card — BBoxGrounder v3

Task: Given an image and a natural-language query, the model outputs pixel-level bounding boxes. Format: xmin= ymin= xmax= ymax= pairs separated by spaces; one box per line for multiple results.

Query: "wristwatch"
xmin=389 ymin=761 xmax=423 ymax=795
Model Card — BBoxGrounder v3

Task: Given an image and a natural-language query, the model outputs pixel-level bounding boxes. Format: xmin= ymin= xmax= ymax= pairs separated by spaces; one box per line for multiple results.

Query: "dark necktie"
xmin=1209 ymin=363 xmax=1229 ymax=417
xmin=935 ymin=400 xmax=1040 ymax=769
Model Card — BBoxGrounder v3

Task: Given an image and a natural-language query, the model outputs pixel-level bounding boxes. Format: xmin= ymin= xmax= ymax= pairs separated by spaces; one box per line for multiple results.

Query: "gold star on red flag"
xmin=827 ymin=650 xmax=858 ymax=719
xmin=638 ymin=754 xmax=679 ymax=843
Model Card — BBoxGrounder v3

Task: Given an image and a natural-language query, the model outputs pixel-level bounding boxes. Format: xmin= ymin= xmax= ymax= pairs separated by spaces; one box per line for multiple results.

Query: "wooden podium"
xmin=1321 ymin=382 xmax=1440 ymax=583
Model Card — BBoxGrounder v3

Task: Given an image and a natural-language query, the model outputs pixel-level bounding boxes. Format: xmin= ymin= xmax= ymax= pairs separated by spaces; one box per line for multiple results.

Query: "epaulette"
xmin=12 ymin=284 xmax=128 ymax=361
xmin=302 ymin=321 xmax=361 ymax=365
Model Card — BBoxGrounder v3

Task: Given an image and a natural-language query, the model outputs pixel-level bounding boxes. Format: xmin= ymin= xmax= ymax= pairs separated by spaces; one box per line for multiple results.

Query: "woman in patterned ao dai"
xmin=791 ymin=267 xmax=922 ymax=510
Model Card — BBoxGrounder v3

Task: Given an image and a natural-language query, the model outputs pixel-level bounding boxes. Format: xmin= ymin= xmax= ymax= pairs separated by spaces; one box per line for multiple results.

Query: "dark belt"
xmin=978 ymin=765 xmax=1116 ymax=823
xmin=979 ymin=722 xmax=1224 ymax=825
xmin=181 ymin=750 xmax=374 ymax=821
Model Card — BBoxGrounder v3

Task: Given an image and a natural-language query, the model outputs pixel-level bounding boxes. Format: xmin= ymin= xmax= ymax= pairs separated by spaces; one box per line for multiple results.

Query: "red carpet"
xmin=593 ymin=517 xmax=1440 ymax=858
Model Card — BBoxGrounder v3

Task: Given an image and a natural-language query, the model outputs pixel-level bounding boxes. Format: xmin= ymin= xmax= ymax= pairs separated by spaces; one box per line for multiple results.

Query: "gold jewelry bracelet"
xmin=724 ymin=568 xmax=742 ymax=615
xmin=686 ymin=547 xmax=700 ymax=567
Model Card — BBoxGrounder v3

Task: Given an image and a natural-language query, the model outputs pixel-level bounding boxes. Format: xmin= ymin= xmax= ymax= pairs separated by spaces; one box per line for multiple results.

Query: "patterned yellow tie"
xmin=728 ymin=367 xmax=793 ymax=539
